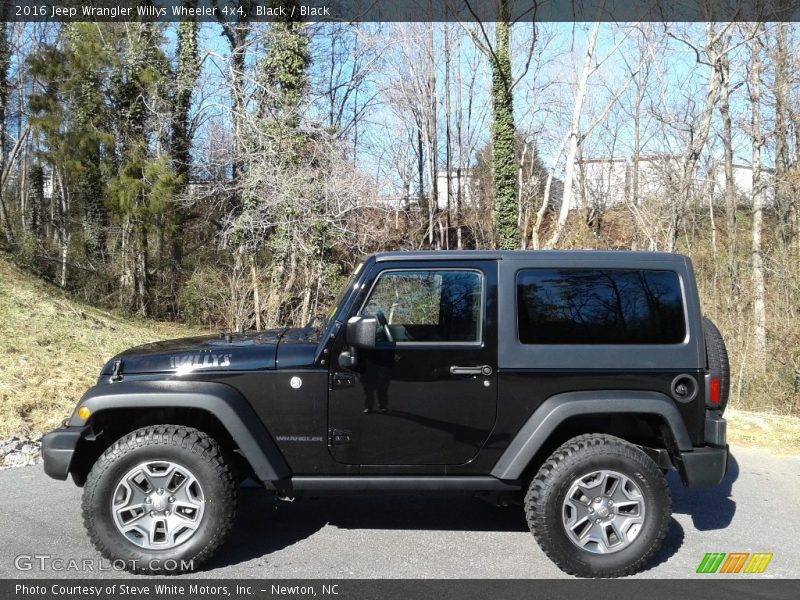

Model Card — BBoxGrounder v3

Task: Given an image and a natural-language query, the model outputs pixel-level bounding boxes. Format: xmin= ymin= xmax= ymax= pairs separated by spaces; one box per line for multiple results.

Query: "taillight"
xmin=709 ymin=376 xmax=720 ymax=406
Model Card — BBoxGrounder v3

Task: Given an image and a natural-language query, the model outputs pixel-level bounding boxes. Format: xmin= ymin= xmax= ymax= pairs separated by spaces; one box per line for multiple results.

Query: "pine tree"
xmin=104 ymin=23 xmax=176 ymax=315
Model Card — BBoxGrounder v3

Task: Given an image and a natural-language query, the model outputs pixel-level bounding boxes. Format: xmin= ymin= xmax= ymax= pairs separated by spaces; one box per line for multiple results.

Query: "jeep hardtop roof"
xmin=372 ymin=249 xmax=689 ymax=264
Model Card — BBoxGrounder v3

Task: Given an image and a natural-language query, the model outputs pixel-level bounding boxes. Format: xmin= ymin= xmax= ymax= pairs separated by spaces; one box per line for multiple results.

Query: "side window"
xmin=516 ymin=269 xmax=686 ymax=344
xmin=362 ymin=270 xmax=482 ymax=343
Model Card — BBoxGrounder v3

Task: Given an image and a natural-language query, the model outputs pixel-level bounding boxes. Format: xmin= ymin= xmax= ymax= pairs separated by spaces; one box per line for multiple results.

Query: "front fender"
xmin=70 ymin=380 xmax=291 ymax=482
xmin=490 ymin=390 xmax=692 ymax=480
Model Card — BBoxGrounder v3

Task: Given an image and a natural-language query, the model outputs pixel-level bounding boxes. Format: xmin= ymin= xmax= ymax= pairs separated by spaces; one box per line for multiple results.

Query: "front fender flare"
xmin=490 ymin=390 xmax=692 ymax=480
xmin=70 ymin=380 xmax=291 ymax=482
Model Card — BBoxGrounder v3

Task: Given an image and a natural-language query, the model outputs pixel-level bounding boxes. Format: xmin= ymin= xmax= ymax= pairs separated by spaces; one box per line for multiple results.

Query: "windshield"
xmin=302 ymin=262 xmax=365 ymax=334
xmin=301 ymin=263 xmax=363 ymax=335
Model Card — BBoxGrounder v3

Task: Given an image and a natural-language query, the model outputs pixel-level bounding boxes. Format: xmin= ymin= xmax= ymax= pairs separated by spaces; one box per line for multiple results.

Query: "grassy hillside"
xmin=0 ymin=256 xmax=207 ymax=438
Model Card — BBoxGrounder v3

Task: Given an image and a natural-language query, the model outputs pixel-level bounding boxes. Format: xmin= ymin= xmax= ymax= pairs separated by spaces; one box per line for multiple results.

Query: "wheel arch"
xmin=69 ymin=381 xmax=291 ymax=485
xmin=491 ymin=390 xmax=692 ymax=481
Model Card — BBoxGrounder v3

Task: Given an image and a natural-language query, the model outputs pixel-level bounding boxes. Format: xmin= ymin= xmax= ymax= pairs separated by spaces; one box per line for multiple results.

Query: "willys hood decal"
xmin=101 ymin=329 xmax=290 ymax=375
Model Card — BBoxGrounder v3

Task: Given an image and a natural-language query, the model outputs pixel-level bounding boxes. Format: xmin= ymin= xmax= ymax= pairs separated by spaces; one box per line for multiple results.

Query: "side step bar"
xmin=287 ymin=476 xmax=521 ymax=492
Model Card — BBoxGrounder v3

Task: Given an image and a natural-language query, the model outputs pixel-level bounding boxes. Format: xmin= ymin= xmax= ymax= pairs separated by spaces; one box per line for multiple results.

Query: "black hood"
xmin=101 ymin=327 xmax=319 ymax=376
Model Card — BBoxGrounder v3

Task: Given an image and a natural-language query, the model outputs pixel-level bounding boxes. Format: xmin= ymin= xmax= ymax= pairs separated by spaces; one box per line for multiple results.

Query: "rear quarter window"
xmin=516 ymin=268 xmax=686 ymax=345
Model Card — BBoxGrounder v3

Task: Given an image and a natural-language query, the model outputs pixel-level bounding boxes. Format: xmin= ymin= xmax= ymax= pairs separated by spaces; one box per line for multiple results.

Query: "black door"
xmin=328 ymin=261 xmax=498 ymax=466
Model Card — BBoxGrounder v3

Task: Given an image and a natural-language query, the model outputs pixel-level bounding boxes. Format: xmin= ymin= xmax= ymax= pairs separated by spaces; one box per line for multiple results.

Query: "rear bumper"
xmin=675 ymin=445 xmax=728 ymax=488
xmin=41 ymin=426 xmax=84 ymax=480
xmin=675 ymin=411 xmax=728 ymax=488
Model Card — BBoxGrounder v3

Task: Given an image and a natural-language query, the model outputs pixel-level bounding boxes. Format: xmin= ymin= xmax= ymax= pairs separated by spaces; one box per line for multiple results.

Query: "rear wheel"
xmin=82 ymin=425 xmax=237 ymax=574
xmin=525 ymin=434 xmax=670 ymax=578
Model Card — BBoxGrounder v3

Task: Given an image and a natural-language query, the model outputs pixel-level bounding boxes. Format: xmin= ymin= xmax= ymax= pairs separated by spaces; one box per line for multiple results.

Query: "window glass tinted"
xmin=362 ymin=270 xmax=482 ymax=343
xmin=517 ymin=269 xmax=685 ymax=344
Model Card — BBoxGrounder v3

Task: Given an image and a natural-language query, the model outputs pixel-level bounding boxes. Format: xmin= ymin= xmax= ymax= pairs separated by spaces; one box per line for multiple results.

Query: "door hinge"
xmin=328 ymin=428 xmax=352 ymax=445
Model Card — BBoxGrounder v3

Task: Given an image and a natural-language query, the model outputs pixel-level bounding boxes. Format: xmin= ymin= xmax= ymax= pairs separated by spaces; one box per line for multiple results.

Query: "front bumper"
xmin=41 ymin=426 xmax=85 ymax=480
xmin=675 ymin=410 xmax=728 ymax=488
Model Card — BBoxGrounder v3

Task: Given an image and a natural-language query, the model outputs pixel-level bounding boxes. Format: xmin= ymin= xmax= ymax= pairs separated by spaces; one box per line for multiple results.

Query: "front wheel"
xmin=525 ymin=434 xmax=670 ymax=577
xmin=82 ymin=425 xmax=238 ymax=574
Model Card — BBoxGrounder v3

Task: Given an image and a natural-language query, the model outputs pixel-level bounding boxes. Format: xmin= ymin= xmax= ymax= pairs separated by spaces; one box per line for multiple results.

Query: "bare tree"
xmin=539 ymin=23 xmax=634 ymax=248
xmin=660 ymin=22 xmax=737 ymax=252
xmin=746 ymin=23 xmax=767 ymax=370
xmin=770 ymin=22 xmax=794 ymax=250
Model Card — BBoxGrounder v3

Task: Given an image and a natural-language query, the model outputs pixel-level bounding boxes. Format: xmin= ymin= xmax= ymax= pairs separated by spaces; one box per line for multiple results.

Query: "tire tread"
xmin=81 ymin=425 xmax=237 ymax=575
xmin=702 ymin=317 xmax=730 ymax=412
xmin=524 ymin=433 xmax=671 ymax=578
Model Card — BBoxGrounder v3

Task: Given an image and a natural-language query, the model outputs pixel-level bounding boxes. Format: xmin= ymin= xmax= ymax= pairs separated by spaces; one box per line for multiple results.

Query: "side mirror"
xmin=346 ymin=316 xmax=377 ymax=349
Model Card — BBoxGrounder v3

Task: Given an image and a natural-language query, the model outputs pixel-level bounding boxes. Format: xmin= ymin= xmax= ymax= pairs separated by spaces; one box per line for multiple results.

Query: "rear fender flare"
xmin=490 ymin=390 xmax=692 ymax=480
xmin=70 ymin=380 xmax=290 ymax=482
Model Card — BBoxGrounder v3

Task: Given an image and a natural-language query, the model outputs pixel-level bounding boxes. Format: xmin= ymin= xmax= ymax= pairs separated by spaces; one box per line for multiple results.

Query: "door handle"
xmin=450 ymin=365 xmax=493 ymax=376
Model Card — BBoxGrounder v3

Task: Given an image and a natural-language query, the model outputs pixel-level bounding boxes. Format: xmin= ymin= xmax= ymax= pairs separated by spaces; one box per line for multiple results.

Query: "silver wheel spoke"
xmin=111 ymin=460 xmax=205 ymax=550
xmin=561 ymin=469 xmax=647 ymax=555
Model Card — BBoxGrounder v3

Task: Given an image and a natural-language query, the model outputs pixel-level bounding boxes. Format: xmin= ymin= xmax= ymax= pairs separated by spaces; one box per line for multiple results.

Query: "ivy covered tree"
xmin=491 ymin=0 xmax=519 ymax=250
xmin=229 ymin=2 xmax=314 ymax=328
xmin=166 ymin=14 xmax=201 ymax=311
xmin=473 ymin=134 xmax=548 ymax=249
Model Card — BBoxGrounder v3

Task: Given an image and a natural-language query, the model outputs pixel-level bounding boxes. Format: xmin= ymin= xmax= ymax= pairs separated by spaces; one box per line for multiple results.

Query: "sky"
xmin=59 ymin=19 xmax=794 ymax=198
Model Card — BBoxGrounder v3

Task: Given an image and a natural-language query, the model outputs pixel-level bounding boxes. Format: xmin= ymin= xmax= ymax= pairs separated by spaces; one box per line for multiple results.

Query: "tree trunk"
xmin=518 ymin=143 xmax=528 ymax=248
xmin=425 ymin=22 xmax=439 ymax=249
xmin=168 ymin=16 xmax=200 ymax=312
xmin=546 ymin=21 xmax=599 ymax=249
xmin=748 ymin=28 xmax=767 ymax=371
xmin=54 ymin=169 xmax=70 ymax=288
xmin=0 ymin=17 xmax=13 ymax=246
xmin=416 ymin=118 xmax=425 ymax=217
xmin=667 ymin=23 xmax=726 ymax=252
xmin=718 ymin=51 xmax=738 ymax=302
xmin=135 ymin=223 xmax=148 ymax=317
xmin=772 ymin=22 xmax=792 ymax=250
xmin=251 ymin=257 xmax=261 ymax=331
xmin=443 ymin=23 xmax=452 ymax=250
xmin=454 ymin=29 xmax=463 ymax=247
xmin=492 ymin=1 xmax=519 ymax=250
xmin=219 ymin=15 xmax=249 ymax=214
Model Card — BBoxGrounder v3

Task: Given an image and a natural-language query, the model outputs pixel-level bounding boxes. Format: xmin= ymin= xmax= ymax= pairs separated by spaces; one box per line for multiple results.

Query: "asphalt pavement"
xmin=0 ymin=445 xmax=797 ymax=579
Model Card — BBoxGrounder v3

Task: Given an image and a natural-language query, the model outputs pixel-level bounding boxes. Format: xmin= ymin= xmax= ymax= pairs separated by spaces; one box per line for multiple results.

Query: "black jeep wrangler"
xmin=42 ymin=250 xmax=729 ymax=577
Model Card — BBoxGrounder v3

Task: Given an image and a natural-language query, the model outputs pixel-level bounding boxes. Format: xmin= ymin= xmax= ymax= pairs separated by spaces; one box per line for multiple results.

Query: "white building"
xmin=571 ymin=155 xmax=773 ymax=210
xmin=708 ymin=163 xmax=775 ymax=204
xmin=435 ymin=168 xmax=474 ymax=211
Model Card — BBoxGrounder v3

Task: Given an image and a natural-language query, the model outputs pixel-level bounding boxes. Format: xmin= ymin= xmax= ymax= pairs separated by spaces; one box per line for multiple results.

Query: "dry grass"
xmin=727 ymin=409 xmax=800 ymax=454
xmin=0 ymin=256 xmax=207 ymax=438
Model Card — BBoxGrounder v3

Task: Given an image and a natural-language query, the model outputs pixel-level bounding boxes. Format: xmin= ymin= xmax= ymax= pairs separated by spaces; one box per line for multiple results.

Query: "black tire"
xmin=82 ymin=425 xmax=238 ymax=574
xmin=525 ymin=434 xmax=670 ymax=578
xmin=703 ymin=317 xmax=730 ymax=413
